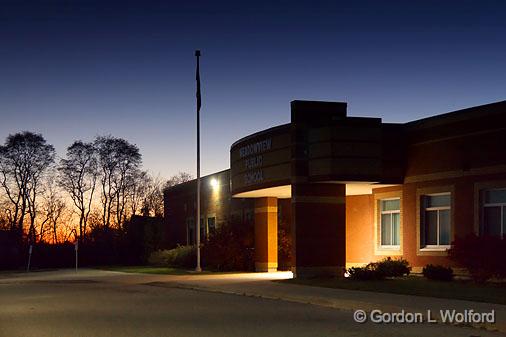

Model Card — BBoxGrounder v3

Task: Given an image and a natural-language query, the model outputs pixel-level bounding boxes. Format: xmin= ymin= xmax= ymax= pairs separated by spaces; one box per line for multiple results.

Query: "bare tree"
xmin=0 ymin=198 xmax=13 ymax=230
xmin=95 ymin=136 xmax=116 ymax=229
xmin=0 ymin=207 xmax=9 ymax=230
xmin=39 ymin=181 xmax=67 ymax=244
xmin=58 ymin=141 xmax=97 ymax=242
xmin=129 ymin=170 xmax=149 ymax=217
xmin=157 ymin=172 xmax=193 ymax=219
xmin=129 ymin=172 xmax=166 ymax=217
xmin=0 ymin=132 xmax=55 ymax=243
xmin=94 ymin=136 xmax=141 ymax=230
xmin=86 ymin=209 xmax=104 ymax=233
xmin=58 ymin=213 xmax=77 ymax=243
xmin=165 ymin=171 xmax=193 ymax=188
xmin=143 ymin=174 xmax=166 ymax=217
xmin=0 ymin=141 xmax=25 ymax=234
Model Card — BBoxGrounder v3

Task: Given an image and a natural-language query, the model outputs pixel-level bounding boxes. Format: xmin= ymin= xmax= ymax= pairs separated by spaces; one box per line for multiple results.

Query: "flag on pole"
xmin=195 ymin=50 xmax=201 ymax=113
xmin=195 ymin=49 xmax=202 ymax=272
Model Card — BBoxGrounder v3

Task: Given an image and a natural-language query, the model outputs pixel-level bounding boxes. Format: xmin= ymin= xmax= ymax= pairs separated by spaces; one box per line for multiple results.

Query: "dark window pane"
xmin=381 ymin=199 xmax=400 ymax=211
xmin=484 ymin=189 xmax=506 ymax=204
xmin=381 ymin=213 xmax=392 ymax=245
xmin=425 ymin=210 xmax=438 ymax=245
xmin=503 ymin=206 xmax=506 ymax=238
xmin=483 ymin=206 xmax=501 ymax=236
xmin=439 ymin=209 xmax=451 ymax=245
xmin=427 ymin=194 xmax=451 ymax=207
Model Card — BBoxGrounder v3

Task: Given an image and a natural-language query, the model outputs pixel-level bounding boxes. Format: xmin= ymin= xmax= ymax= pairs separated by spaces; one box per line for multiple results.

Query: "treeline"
xmin=0 ymin=131 xmax=191 ymax=268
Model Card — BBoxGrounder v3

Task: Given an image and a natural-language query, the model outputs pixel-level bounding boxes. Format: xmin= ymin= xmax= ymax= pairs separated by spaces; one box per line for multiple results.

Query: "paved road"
xmin=0 ymin=269 xmax=503 ymax=337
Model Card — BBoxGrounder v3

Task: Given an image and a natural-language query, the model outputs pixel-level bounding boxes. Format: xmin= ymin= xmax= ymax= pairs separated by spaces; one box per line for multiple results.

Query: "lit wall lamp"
xmin=210 ymin=178 xmax=219 ymax=190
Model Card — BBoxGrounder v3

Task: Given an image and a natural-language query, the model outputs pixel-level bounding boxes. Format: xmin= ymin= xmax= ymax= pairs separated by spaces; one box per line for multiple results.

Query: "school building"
xmin=164 ymin=100 xmax=506 ymax=278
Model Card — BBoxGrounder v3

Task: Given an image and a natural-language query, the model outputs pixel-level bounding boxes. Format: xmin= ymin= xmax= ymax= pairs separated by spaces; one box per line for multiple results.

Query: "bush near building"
xmin=347 ymin=265 xmax=384 ymax=280
xmin=347 ymin=257 xmax=411 ymax=280
xmin=449 ymin=234 xmax=506 ymax=283
xmin=422 ymin=264 xmax=454 ymax=282
xmin=148 ymin=220 xmax=254 ymax=271
xmin=277 ymin=226 xmax=292 ymax=271
xmin=148 ymin=245 xmax=196 ymax=269
xmin=201 ymin=220 xmax=255 ymax=271
xmin=371 ymin=257 xmax=411 ymax=277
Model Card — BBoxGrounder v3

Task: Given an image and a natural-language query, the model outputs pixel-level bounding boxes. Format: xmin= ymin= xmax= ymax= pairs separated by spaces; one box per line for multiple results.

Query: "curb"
xmin=152 ymin=282 xmax=503 ymax=334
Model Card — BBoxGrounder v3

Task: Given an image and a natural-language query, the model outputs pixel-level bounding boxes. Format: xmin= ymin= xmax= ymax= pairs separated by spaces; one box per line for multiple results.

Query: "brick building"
xmin=164 ymin=100 xmax=506 ymax=278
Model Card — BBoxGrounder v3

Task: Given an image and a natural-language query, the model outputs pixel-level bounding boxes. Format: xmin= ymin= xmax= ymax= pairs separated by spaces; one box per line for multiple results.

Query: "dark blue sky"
xmin=1 ymin=0 xmax=505 ymax=178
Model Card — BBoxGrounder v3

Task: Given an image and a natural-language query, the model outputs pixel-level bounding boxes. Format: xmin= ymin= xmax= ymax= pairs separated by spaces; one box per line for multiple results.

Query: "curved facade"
xmin=230 ymin=101 xmax=405 ymax=198
xmin=231 ymin=124 xmax=291 ymax=197
xmin=164 ymin=99 xmax=506 ymax=278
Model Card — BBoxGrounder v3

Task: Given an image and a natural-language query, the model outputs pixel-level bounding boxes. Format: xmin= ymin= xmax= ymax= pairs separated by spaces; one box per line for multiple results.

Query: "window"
xmin=421 ymin=193 xmax=451 ymax=249
xmin=380 ymin=198 xmax=400 ymax=247
xmin=481 ymin=188 xmax=506 ymax=237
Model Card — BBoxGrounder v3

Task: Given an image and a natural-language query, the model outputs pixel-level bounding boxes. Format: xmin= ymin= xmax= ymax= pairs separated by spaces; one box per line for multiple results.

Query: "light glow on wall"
xmin=210 ymin=178 xmax=219 ymax=190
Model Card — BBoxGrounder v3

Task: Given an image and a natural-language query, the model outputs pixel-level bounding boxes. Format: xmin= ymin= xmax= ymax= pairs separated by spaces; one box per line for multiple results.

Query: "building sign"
xmin=245 ymin=155 xmax=263 ymax=170
xmin=244 ymin=169 xmax=263 ymax=185
xmin=230 ymin=125 xmax=291 ymax=195
xmin=240 ymin=138 xmax=271 ymax=185
xmin=239 ymin=139 xmax=272 ymax=158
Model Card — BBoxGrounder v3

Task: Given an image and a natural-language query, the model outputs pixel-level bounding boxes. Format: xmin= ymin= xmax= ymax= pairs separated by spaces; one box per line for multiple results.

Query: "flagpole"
xmin=195 ymin=50 xmax=202 ymax=272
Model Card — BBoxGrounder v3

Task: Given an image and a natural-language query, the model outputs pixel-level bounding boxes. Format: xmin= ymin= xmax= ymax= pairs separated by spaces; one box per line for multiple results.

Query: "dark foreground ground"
xmin=0 ymin=269 xmax=503 ymax=337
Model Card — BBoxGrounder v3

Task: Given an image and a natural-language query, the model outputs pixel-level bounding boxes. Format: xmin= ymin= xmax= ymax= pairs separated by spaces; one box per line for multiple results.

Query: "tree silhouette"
xmin=94 ymin=136 xmax=142 ymax=230
xmin=58 ymin=141 xmax=97 ymax=243
xmin=0 ymin=132 xmax=55 ymax=244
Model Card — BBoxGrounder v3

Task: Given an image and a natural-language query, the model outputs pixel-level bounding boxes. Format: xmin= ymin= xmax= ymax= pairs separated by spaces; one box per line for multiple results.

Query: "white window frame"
xmin=421 ymin=192 xmax=451 ymax=250
xmin=379 ymin=198 xmax=401 ymax=249
xmin=481 ymin=188 xmax=506 ymax=238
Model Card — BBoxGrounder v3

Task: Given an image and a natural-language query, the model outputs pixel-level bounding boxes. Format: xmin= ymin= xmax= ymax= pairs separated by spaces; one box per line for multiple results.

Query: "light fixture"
xmin=210 ymin=178 xmax=219 ymax=189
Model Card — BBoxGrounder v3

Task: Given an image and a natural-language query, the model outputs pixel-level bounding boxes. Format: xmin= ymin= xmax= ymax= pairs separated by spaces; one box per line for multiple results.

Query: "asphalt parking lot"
xmin=0 ymin=269 xmax=503 ymax=337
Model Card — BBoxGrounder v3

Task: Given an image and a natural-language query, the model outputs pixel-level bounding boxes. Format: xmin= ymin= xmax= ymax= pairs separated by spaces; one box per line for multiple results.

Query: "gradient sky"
xmin=1 ymin=0 xmax=505 ymax=179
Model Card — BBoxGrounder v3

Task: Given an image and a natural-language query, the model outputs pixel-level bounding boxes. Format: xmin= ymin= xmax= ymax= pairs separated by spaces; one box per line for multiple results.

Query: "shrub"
xmin=201 ymin=220 xmax=254 ymax=271
xmin=147 ymin=250 xmax=169 ymax=266
xmin=347 ymin=265 xmax=384 ymax=281
xmin=423 ymin=264 xmax=454 ymax=281
xmin=371 ymin=257 xmax=411 ymax=277
xmin=347 ymin=257 xmax=411 ymax=280
xmin=148 ymin=245 xmax=196 ymax=269
xmin=449 ymin=234 xmax=506 ymax=283
xmin=278 ymin=226 xmax=292 ymax=270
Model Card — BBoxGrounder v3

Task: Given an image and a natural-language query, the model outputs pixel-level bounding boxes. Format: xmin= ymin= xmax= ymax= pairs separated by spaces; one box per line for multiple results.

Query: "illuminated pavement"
xmin=0 ymin=269 xmax=504 ymax=337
